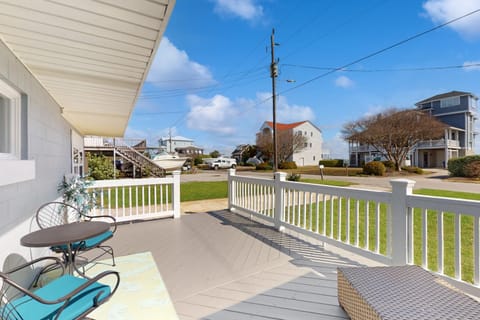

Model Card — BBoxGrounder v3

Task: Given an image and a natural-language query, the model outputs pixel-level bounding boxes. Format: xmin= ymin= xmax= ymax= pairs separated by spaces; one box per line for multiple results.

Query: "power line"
xmin=282 ymin=62 xmax=480 ymax=73
xmin=279 ymin=8 xmax=480 ymax=96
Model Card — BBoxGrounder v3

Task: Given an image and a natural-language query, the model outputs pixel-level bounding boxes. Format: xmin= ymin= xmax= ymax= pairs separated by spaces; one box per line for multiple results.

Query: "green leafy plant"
xmin=57 ymin=174 xmax=96 ymax=214
xmin=363 ymin=161 xmax=386 ymax=176
xmin=86 ymin=152 xmax=115 ymax=180
xmin=286 ymin=173 xmax=301 ymax=181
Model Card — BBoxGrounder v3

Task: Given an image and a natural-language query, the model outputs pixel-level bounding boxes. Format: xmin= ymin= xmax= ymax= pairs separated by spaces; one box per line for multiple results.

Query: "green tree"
xmin=210 ymin=150 xmax=221 ymax=158
xmin=86 ymin=152 xmax=116 ymax=180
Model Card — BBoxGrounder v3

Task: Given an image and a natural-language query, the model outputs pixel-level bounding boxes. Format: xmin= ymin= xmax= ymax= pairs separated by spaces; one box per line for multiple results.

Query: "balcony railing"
xmin=227 ymin=169 xmax=480 ymax=286
xmin=350 ymin=139 xmax=461 ymax=152
xmin=416 ymin=139 xmax=460 ymax=148
xmin=86 ymin=172 xmax=180 ymax=223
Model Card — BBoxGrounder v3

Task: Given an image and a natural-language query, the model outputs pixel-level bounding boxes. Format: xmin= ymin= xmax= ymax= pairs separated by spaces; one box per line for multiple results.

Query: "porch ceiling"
xmin=0 ymin=0 xmax=175 ymax=136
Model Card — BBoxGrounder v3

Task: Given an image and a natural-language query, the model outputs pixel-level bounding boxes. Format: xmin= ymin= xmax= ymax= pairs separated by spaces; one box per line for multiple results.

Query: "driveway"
xmin=181 ymin=169 xmax=480 ymax=193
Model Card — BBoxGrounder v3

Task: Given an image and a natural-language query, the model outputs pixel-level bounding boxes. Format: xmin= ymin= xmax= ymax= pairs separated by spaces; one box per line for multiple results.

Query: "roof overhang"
xmin=0 ymin=0 xmax=175 ymax=137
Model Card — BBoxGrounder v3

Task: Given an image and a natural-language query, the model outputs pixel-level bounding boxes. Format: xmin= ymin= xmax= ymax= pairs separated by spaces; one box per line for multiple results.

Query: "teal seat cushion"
xmin=51 ymin=230 xmax=113 ymax=252
xmin=1 ymin=274 xmax=111 ymax=320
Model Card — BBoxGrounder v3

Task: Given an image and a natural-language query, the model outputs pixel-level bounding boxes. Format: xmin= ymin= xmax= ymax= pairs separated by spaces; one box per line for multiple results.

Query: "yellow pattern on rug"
xmin=88 ymin=251 xmax=178 ymax=320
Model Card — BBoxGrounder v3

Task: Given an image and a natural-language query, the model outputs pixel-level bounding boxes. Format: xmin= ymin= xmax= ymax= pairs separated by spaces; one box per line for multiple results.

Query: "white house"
xmin=0 ymin=0 xmax=175 ymax=265
xmin=159 ymin=135 xmax=194 ymax=153
xmin=258 ymin=120 xmax=323 ymax=166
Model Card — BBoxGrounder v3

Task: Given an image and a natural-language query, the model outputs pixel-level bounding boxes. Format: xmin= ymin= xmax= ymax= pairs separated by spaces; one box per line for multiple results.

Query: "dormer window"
xmin=440 ymin=96 xmax=460 ymax=108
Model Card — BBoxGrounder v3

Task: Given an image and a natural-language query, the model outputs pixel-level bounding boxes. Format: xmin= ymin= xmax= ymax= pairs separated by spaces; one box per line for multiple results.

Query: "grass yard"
xmin=411 ymin=189 xmax=480 ymax=283
xmin=180 ymin=181 xmax=228 ymax=202
xmin=281 ymin=188 xmax=480 ymax=283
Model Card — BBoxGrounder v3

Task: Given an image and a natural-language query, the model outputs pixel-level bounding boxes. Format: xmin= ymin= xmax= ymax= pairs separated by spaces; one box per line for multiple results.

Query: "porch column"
xmin=227 ymin=169 xmax=236 ymax=211
xmin=274 ymin=172 xmax=286 ymax=231
xmin=172 ymin=170 xmax=181 ymax=219
xmin=389 ymin=179 xmax=415 ymax=265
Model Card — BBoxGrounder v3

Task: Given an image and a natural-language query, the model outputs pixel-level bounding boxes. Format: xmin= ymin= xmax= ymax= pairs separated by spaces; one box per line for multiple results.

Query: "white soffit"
xmin=0 ymin=0 xmax=175 ymax=136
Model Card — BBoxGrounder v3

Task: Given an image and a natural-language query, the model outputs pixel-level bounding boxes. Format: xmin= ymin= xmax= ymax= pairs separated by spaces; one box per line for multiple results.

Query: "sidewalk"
xmin=181 ymin=198 xmax=228 ymax=214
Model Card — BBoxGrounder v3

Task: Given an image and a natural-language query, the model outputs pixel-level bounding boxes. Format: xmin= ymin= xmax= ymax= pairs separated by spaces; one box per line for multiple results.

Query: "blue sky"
xmin=126 ymin=0 xmax=480 ymax=158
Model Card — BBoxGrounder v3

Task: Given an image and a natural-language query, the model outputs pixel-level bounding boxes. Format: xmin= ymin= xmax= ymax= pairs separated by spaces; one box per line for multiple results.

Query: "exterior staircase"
xmin=110 ymin=139 xmax=166 ymax=178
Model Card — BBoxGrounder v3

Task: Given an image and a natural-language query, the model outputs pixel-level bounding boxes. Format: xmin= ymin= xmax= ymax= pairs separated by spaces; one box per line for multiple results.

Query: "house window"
xmin=72 ymin=148 xmax=83 ymax=176
xmin=313 ymin=156 xmax=315 ymax=161
xmin=440 ymin=96 xmax=460 ymax=108
xmin=304 ymin=142 xmax=308 ymax=147
xmin=0 ymin=80 xmax=21 ymax=160
xmin=311 ymin=132 xmax=313 ymax=137
xmin=310 ymin=143 xmax=312 ymax=148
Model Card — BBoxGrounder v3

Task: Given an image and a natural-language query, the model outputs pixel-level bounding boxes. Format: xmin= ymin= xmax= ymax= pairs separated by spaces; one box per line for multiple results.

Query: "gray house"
xmin=349 ymin=91 xmax=477 ymax=168
xmin=413 ymin=91 xmax=477 ymax=168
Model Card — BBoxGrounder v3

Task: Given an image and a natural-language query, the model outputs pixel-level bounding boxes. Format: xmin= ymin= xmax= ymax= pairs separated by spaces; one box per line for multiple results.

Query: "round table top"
xmin=21 ymin=221 xmax=110 ymax=247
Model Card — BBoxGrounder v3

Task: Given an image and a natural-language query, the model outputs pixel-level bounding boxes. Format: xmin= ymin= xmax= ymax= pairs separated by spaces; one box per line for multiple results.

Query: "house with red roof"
xmin=257 ymin=120 xmax=324 ymax=166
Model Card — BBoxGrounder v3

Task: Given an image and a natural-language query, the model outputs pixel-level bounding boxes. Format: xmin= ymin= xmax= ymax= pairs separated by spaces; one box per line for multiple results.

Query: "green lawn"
xmin=412 ymin=189 xmax=479 ymax=283
xmin=282 ymin=188 xmax=480 ymax=283
xmin=180 ymin=181 xmax=228 ymax=202
xmin=300 ymin=178 xmax=353 ymax=187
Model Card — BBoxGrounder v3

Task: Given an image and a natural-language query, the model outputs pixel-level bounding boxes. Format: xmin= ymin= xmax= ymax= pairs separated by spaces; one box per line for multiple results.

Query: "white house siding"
xmin=0 ymin=40 xmax=72 ymax=265
xmin=292 ymin=121 xmax=323 ymax=166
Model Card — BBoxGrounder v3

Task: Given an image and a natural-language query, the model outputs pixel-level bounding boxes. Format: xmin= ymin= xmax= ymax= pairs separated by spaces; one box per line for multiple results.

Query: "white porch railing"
xmin=87 ymin=171 xmax=180 ymax=223
xmin=227 ymin=169 xmax=480 ymax=287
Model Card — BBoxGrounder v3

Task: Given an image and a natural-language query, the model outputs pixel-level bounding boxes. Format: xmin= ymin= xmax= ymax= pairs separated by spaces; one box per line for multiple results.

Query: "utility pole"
xmin=270 ymin=28 xmax=279 ymax=173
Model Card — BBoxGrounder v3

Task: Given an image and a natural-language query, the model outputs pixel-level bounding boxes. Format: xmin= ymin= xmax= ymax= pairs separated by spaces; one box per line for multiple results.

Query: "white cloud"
xmin=463 ymin=60 xmax=480 ymax=71
xmin=186 ymin=94 xmax=239 ymax=135
xmin=211 ymin=0 xmax=263 ymax=21
xmin=322 ymin=133 xmax=349 ymax=160
xmin=256 ymin=92 xmax=316 ymax=123
xmin=185 ymin=92 xmax=315 ymax=138
xmin=423 ymin=0 xmax=480 ymax=39
xmin=146 ymin=37 xmax=215 ymax=90
xmin=335 ymin=75 xmax=355 ymax=88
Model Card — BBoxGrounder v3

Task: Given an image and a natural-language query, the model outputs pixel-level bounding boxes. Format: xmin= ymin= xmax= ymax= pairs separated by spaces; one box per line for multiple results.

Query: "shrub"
xmin=464 ymin=160 xmax=480 ymax=178
xmin=279 ymin=161 xmax=297 ymax=169
xmin=193 ymin=156 xmax=204 ymax=166
xmin=382 ymin=160 xmax=395 ymax=170
xmin=401 ymin=166 xmax=423 ymax=174
xmin=319 ymin=159 xmax=344 ymax=167
xmin=448 ymin=155 xmax=480 ymax=177
xmin=256 ymin=163 xmax=272 ymax=170
xmin=86 ymin=153 xmax=115 ymax=180
xmin=363 ymin=161 xmax=386 ymax=176
xmin=286 ymin=173 xmax=301 ymax=181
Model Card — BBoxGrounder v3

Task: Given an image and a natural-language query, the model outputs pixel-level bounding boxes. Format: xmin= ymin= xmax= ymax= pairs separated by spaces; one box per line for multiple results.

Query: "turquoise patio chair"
xmin=35 ymin=202 xmax=117 ymax=270
xmin=0 ymin=255 xmax=119 ymax=320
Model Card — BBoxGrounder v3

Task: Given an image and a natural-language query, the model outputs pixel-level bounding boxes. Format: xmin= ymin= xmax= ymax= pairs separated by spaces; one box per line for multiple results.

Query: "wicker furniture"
xmin=337 ymin=265 xmax=480 ymax=320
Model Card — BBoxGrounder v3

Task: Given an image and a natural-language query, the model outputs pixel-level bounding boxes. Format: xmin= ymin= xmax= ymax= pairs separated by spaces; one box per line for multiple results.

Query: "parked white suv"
xmin=208 ymin=158 xmax=237 ymax=170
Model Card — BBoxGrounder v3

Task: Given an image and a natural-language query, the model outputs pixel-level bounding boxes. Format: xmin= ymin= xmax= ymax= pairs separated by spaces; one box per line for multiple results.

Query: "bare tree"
xmin=343 ymin=108 xmax=446 ymax=171
xmin=257 ymin=129 xmax=308 ymax=163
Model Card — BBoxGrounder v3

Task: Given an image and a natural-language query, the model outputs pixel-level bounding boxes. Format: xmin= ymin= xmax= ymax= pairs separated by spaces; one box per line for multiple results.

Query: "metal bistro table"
xmin=21 ymin=221 xmax=110 ymax=274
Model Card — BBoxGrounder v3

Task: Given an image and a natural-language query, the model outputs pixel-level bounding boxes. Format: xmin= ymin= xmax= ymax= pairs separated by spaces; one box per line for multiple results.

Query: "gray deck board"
xmin=108 ymin=210 xmax=377 ymax=319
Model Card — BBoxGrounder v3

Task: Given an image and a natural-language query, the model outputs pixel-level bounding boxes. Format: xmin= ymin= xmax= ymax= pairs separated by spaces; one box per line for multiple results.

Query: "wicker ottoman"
xmin=337 ymin=265 xmax=480 ymax=320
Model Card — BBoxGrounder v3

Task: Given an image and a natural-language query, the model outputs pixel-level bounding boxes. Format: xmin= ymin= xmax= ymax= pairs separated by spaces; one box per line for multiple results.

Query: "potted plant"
xmin=57 ymin=174 xmax=96 ymax=215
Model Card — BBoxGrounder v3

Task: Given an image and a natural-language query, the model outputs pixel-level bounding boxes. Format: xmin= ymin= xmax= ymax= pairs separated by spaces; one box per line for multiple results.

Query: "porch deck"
xmin=109 ymin=209 xmax=380 ymax=319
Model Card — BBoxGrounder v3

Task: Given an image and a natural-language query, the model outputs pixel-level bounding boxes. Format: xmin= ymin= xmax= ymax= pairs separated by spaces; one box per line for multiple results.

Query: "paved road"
xmin=181 ymin=169 xmax=480 ymax=193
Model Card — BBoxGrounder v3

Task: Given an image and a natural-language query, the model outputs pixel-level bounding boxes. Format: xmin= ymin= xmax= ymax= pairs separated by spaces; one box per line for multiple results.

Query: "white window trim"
xmin=0 ymin=80 xmax=21 ymax=160
xmin=0 ymin=79 xmax=35 ymax=186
